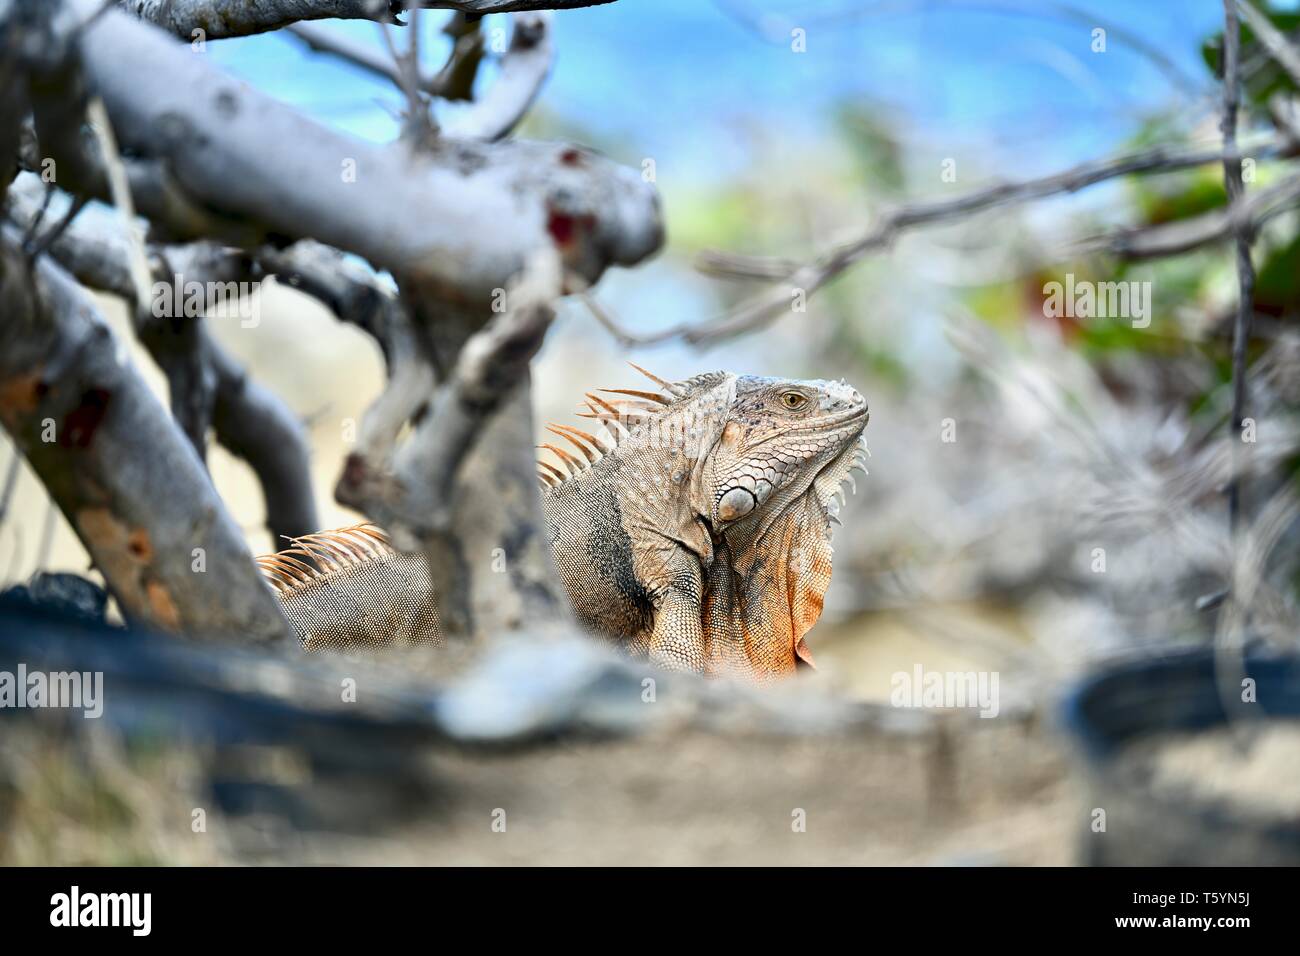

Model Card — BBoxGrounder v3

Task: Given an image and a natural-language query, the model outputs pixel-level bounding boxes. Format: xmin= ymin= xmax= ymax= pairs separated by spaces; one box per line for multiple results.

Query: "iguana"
xmin=259 ymin=368 xmax=869 ymax=681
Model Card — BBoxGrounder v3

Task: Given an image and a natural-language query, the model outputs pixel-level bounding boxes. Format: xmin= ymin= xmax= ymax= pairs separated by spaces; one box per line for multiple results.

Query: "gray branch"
xmin=387 ymin=251 xmax=561 ymax=527
xmin=209 ymin=343 xmax=321 ymax=547
xmin=258 ymin=240 xmax=412 ymax=368
xmin=1074 ymin=174 xmax=1300 ymax=260
xmin=286 ymin=21 xmax=447 ymax=95
xmin=22 ymin=69 xmax=269 ymax=245
xmin=5 ymin=175 xmax=321 ymax=546
xmin=0 ymin=230 xmax=290 ymax=642
xmin=142 ymin=243 xmax=253 ymax=454
xmin=257 ymin=239 xmax=432 ymax=467
xmin=121 ymin=0 xmax=615 ymax=40
xmin=288 ymin=12 xmax=549 ymax=139
xmin=336 ymin=254 xmax=570 ymax=637
xmin=1236 ymin=1 xmax=1300 ymax=89
xmin=442 ymin=12 xmax=552 ymax=141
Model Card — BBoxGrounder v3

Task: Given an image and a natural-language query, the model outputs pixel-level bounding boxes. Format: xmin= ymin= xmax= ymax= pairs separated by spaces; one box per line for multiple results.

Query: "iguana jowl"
xmin=259 ymin=368 xmax=869 ymax=681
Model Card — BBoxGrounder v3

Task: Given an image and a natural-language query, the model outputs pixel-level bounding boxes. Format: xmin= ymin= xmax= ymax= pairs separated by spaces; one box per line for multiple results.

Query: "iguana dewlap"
xmin=259 ymin=368 xmax=869 ymax=682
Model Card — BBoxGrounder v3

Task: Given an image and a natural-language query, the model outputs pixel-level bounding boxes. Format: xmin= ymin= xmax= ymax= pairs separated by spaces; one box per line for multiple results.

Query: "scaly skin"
xmin=260 ymin=369 xmax=869 ymax=681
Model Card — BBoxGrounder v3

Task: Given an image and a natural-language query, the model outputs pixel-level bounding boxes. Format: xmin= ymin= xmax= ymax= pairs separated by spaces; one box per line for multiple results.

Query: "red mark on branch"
xmin=341 ymin=453 xmax=367 ymax=489
xmin=547 ymin=211 xmax=576 ymax=246
xmin=62 ymin=389 xmax=111 ymax=449
xmin=546 ymin=208 xmax=596 ymax=249
xmin=127 ymin=529 xmax=153 ymax=561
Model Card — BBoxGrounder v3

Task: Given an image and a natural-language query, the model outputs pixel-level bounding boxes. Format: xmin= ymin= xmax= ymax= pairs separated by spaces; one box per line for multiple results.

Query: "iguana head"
xmin=705 ymin=374 xmax=869 ymax=536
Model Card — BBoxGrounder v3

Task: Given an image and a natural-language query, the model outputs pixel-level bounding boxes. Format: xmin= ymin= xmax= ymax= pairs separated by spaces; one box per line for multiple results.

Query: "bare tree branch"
xmin=675 ymin=135 xmax=1297 ymax=347
xmin=289 ymin=12 xmax=550 ymax=141
xmin=257 ymin=240 xmax=410 ymax=366
xmin=8 ymin=172 xmax=237 ymax=455
xmin=209 ymin=341 xmax=321 ymax=546
xmin=257 ymin=239 xmax=433 ymax=466
xmin=443 ymin=12 xmax=552 ymax=141
xmin=6 ymin=178 xmax=136 ymax=299
xmin=286 ymin=21 xmax=445 ymax=94
xmin=435 ymin=13 xmax=487 ymax=102
xmin=141 ymin=243 xmax=254 ymax=455
xmin=336 ymin=252 xmax=569 ymax=637
xmin=1236 ymin=0 xmax=1300 ymax=88
xmin=394 ymin=250 xmax=561 ymax=523
xmin=0 ymin=231 xmax=290 ymax=641
xmin=5 ymin=175 xmax=321 ymax=545
xmin=84 ymin=96 xmax=153 ymax=320
xmin=22 ymin=51 xmax=266 ymax=245
xmin=1074 ymin=174 xmax=1300 ymax=260
xmin=379 ymin=7 xmax=439 ymax=145
xmin=120 ymin=0 xmax=614 ymax=41
xmin=0 ymin=448 xmax=19 ymax=529
xmin=0 ymin=28 xmax=29 ymax=193
xmin=68 ymin=1 xmax=662 ymax=302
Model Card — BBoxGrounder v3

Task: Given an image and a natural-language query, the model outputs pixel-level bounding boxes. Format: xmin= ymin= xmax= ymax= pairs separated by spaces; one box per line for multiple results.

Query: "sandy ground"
xmin=0 ymin=705 xmax=1077 ymax=866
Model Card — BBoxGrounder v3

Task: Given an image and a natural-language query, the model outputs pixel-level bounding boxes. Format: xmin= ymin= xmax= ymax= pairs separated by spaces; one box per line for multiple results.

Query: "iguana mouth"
xmin=787 ymin=404 xmax=869 ymax=436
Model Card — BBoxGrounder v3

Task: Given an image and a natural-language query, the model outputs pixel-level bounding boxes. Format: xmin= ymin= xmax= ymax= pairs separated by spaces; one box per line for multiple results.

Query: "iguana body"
xmin=260 ymin=368 xmax=869 ymax=681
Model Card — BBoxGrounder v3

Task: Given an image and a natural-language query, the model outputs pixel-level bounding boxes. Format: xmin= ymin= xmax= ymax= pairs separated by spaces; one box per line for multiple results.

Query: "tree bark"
xmin=119 ymin=0 xmax=615 ymax=41
xmin=0 ymin=232 xmax=291 ymax=642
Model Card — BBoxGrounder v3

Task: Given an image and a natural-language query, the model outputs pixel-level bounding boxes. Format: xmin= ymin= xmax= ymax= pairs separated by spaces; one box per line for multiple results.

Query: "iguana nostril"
xmin=718 ymin=486 xmax=757 ymax=522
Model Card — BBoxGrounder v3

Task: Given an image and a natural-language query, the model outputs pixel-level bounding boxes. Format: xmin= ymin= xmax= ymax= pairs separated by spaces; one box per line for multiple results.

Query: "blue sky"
xmin=210 ymin=0 xmax=1237 ymax=181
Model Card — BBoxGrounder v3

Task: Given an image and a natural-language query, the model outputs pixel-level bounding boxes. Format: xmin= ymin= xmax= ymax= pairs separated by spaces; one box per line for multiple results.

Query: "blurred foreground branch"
xmin=337 ymin=253 xmax=571 ymax=636
xmin=3 ymin=0 xmax=652 ymax=648
xmin=5 ymin=174 xmax=321 ymax=545
xmin=0 ymin=232 xmax=290 ymax=640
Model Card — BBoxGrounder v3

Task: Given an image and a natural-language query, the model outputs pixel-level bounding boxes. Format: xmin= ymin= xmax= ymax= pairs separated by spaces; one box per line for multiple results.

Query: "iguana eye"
xmin=779 ymin=391 xmax=807 ymax=410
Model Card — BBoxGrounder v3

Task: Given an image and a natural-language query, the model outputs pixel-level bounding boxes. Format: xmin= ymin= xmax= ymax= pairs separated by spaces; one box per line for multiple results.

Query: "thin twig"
xmin=1236 ymin=0 xmax=1300 ymax=87
xmin=86 ymin=96 xmax=153 ymax=324
xmin=22 ymin=194 xmax=89 ymax=263
xmin=661 ymin=134 xmax=1295 ymax=347
xmin=1238 ymin=3 xmax=1300 ymax=140
xmin=0 ymin=447 xmax=20 ymax=527
xmin=1221 ymin=0 xmax=1256 ymax=538
xmin=36 ymin=499 xmax=57 ymax=570
xmin=1074 ymin=173 xmax=1300 ymax=260
xmin=19 ymin=183 xmax=56 ymax=250
xmin=379 ymin=10 xmax=438 ymax=144
xmin=286 ymin=22 xmax=445 ymax=96
xmin=1266 ymin=93 xmax=1300 ymax=143
xmin=578 ymin=292 xmax=641 ymax=348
